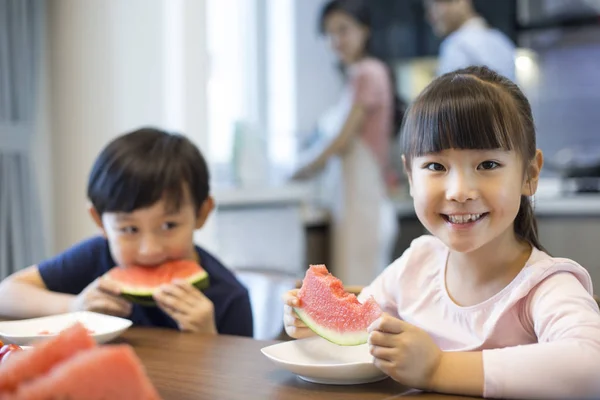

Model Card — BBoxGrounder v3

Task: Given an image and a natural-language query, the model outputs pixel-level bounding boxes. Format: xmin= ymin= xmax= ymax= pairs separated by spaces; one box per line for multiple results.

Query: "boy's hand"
xmin=153 ymin=280 xmax=217 ymax=334
xmin=282 ymin=289 xmax=315 ymax=339
xmin=368 ymin=313 xmax=443 ymax=390
xmin=70 ymin=277 xmax=132 ymax=317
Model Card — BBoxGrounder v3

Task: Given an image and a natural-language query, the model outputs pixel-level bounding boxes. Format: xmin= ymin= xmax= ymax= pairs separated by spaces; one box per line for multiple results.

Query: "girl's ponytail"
xmin=514 ymin=195 xmax=547 ymax=253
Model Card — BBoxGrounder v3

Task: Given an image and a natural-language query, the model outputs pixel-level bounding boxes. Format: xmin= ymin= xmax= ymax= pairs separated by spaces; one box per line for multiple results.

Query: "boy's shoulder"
xmin=39 ymin=235 xmax=112 ymax=269
xmin=37 ymin=236 xmax=114 ymax=295
xmin=194 ymin=245 xmax=248 ymax=294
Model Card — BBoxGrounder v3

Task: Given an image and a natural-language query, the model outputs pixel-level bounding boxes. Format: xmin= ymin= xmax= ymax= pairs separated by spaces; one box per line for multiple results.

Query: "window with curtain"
xmin=0 ymin=0 xmax=45 ymax=278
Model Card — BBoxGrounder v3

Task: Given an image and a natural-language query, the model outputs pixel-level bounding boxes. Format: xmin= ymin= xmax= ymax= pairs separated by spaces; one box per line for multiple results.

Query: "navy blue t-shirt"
xmin=38 ymin=236 xmax=253 ymax=337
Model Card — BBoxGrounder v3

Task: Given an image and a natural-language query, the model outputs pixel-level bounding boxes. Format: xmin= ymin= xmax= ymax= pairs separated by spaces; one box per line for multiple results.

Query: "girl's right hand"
xmin=70 ymin=277 xmax=132 ymax=317
xmin=282 ymin=289 xmax=315 ymax=339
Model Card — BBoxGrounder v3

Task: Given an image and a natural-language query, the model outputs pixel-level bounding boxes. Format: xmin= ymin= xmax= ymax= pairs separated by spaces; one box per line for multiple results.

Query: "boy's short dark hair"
xmin=87 ymin=127 xmax=210 ymax=215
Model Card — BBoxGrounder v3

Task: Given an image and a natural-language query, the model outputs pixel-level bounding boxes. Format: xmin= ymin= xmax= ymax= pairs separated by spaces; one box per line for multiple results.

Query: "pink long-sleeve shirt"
xmin=358 ymin=235 xmax=600 ymax=399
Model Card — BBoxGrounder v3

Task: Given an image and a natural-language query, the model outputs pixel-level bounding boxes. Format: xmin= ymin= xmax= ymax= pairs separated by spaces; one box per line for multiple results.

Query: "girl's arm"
xmin=429 ymin=272 xmax=600 ymax=399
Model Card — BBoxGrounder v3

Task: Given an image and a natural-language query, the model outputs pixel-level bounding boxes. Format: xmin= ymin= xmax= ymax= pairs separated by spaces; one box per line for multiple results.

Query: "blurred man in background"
xmin=425 ymin=0 xmax=516 ymax=81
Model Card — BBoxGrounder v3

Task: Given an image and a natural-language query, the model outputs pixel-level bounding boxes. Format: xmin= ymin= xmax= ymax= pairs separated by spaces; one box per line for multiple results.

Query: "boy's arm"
xmin=217 ymin=290 xmax=253 ymax=337
xmin=0 ymin=266 xmax=74 ymax=319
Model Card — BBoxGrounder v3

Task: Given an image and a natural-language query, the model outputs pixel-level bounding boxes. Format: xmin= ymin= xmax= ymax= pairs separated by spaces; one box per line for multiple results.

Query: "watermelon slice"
xmin=8 ymin=345 xmax=161 ymax=400
xmin=0 ymin=323 xmax=161 ymax=399
xmin=105 ymin=259 xmax=209 ymax=306
xmin=294 ymin=265 xmax=382 ymax=346
xmin=0 ymin=323 xmax=95 ymax=392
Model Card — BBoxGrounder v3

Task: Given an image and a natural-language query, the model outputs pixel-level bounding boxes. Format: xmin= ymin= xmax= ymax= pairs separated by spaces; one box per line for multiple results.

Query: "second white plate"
xmin=261 ymin=336 xmax=387 ymax=385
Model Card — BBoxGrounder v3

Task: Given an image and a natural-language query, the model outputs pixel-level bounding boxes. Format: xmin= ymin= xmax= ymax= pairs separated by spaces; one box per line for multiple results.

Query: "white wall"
xmin=293 ymin=0 xmax=343 ymax=134
xmin=42 ymin=0 xmax=214 ymax=255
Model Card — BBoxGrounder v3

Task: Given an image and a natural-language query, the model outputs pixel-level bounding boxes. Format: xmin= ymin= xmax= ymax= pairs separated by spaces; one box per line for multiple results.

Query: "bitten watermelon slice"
xmin=294 ymin=265 xmax=382 ymax=346
xmin=0 ymin=323 xmax=161 ymax=399
xmin=8 ymin=345 xmax=161 ymax=400
xmin=105 ymin=259 xmax=209 ymax=306
xmin=0 ymin=323 xmax=95 ymax=392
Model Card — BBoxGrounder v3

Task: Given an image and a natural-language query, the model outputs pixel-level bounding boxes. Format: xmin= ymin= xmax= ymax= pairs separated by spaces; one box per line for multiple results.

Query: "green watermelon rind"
xmin=118 ymin=271 xmax=210 ymax=306
xmin=293 ymin=307 xmax=369 ymax=346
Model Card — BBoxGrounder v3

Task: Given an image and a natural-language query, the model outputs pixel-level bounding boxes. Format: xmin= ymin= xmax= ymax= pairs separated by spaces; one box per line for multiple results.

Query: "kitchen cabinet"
xmin=537 ymin=216 xmax=600 ymax=291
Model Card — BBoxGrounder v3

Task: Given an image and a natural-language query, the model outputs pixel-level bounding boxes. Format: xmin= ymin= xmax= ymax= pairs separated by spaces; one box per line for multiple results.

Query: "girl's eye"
xmin=425 ymin=162 xmax=446 ymax=172
xmin=479 ymin=161 xmax=500 ymax=170
xmin=120 ymin=226 xmax=138 ymax=235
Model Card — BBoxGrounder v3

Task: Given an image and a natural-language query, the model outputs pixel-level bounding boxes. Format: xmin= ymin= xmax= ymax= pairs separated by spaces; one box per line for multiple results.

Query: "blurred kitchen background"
xmin=1 ymin=0 xmax=600 ymax=339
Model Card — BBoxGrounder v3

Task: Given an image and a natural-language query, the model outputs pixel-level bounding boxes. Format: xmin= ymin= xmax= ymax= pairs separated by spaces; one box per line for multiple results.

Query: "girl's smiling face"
xmin=407 ymin=148 xmax=542 ymax=254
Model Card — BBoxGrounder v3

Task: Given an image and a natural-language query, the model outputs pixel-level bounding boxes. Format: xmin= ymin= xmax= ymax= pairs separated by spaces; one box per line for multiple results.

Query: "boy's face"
xmin=90 ymin=192 xmax=214 ymax=268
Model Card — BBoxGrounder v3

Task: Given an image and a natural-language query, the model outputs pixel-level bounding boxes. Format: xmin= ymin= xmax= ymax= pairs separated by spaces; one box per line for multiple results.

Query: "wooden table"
xmin=118 ymin=327 xmax=482 ymax=400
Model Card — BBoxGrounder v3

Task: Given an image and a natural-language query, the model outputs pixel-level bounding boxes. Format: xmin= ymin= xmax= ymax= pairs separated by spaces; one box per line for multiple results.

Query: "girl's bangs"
xmin=401 ymin=76 xmax=523 ymax=160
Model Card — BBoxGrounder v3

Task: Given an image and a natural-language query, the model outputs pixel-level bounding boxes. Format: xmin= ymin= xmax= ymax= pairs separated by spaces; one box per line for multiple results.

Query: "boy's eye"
xmin=162 ymin=222 xmax=178 ymax=230
xmin=424 ymin=162 xmax=445 ymax=172
xmin=120 ymin=226 xmax=138 ymax=235
xmin=479 ymin=161 xmax=500 ymax=170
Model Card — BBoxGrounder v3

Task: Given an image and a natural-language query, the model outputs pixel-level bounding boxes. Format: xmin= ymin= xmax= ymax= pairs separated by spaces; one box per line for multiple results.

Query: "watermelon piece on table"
xmin=105 ymin=259 xmax=210 ymax=306
xmin=6 ymin=345 xmax=161 ymax=400
xmin=0 ymin=323 xmax=95 ymax=392
xmin=294 ymin=264 xmax=382 ymax=346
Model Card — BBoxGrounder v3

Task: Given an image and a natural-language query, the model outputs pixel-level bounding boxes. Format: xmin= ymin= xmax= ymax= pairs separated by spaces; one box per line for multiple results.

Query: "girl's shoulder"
xmin=388 ymin=235 xmax=448 ymax=277
xmin=517 ymin=248 xmax=594 ymax=296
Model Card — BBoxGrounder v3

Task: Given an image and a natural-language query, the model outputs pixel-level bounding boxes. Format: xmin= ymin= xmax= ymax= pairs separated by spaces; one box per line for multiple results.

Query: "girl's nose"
xmin=445 ymin=171 xmax=479 ymax=203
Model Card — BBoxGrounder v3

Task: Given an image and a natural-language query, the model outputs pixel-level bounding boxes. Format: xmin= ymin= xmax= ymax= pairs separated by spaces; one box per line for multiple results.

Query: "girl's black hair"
xmin=87 ymin=127 xmax=210 ymax=216
xmin=401 ymin=66 xmax=546 ymax=252
xmin=319 ymin=0 xmax=407 ymax=137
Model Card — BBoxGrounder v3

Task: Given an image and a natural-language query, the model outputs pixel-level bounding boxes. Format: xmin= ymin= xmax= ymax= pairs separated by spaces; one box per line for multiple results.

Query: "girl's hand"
xmin=368 ymin=313 xmax=443 ymax=390
xmin=153 ymin=280 xmax=217 ymax=334
xmin=282 ymin=289 xmax=315 ymax=339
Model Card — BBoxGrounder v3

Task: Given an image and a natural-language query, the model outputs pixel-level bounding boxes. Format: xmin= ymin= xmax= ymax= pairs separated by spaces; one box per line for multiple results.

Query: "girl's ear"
xmin=522 ymin=149 xmax=544 ymax=196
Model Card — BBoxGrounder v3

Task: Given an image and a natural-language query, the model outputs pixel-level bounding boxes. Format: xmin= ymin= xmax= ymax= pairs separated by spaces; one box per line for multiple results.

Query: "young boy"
xmin=0 ymin=128 xmax=253 ymax=337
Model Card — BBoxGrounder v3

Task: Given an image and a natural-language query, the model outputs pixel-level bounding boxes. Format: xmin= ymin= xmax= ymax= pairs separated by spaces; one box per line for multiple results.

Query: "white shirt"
xmin=359 ymin=235 xmax=600 ymax=399
xmin=437 ymin=17 xmax=516 ymax=82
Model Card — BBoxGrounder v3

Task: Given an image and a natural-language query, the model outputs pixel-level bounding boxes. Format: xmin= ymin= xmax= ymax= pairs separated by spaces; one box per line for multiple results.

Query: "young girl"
xmin=283 ymin=66 xmax=600 ymax=399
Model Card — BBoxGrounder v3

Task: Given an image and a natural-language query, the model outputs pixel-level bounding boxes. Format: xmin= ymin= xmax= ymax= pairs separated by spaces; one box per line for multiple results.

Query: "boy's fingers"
xmin=156 ymin=284 xmax=200 ymax=309
xmin=96 ymin=277 xmax=123 ymax=296
xmin=89 ymin=298 xmax=131 ymax=317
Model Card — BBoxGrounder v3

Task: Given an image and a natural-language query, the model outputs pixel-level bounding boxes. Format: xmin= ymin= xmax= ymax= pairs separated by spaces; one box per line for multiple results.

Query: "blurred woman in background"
xmin=292 ymin=0 xmax=405 ymax=286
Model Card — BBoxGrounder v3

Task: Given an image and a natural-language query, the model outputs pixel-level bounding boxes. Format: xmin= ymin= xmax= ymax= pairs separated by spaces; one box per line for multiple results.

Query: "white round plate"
xmin=261 ymin=336 xmax=387 ymax=385
xmin=0 ymin=311 xmax=132 ymax=346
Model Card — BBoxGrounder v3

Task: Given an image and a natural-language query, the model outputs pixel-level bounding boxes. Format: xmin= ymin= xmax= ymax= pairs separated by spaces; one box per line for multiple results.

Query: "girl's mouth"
xmin=442 ymin=213 xmax=489 ymax=224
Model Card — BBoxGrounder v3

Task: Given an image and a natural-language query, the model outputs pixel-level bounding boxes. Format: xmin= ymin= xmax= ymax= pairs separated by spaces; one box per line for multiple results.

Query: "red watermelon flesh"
xmin=105 ymin=259 xmax=209 ymax=306
xmin=0 ymin=323 xmax=95 ymax=392
xmin=294 ymin=265 xmax=382 ymax=346
xmin=7 ymin=345 xmax=161 ymax=400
